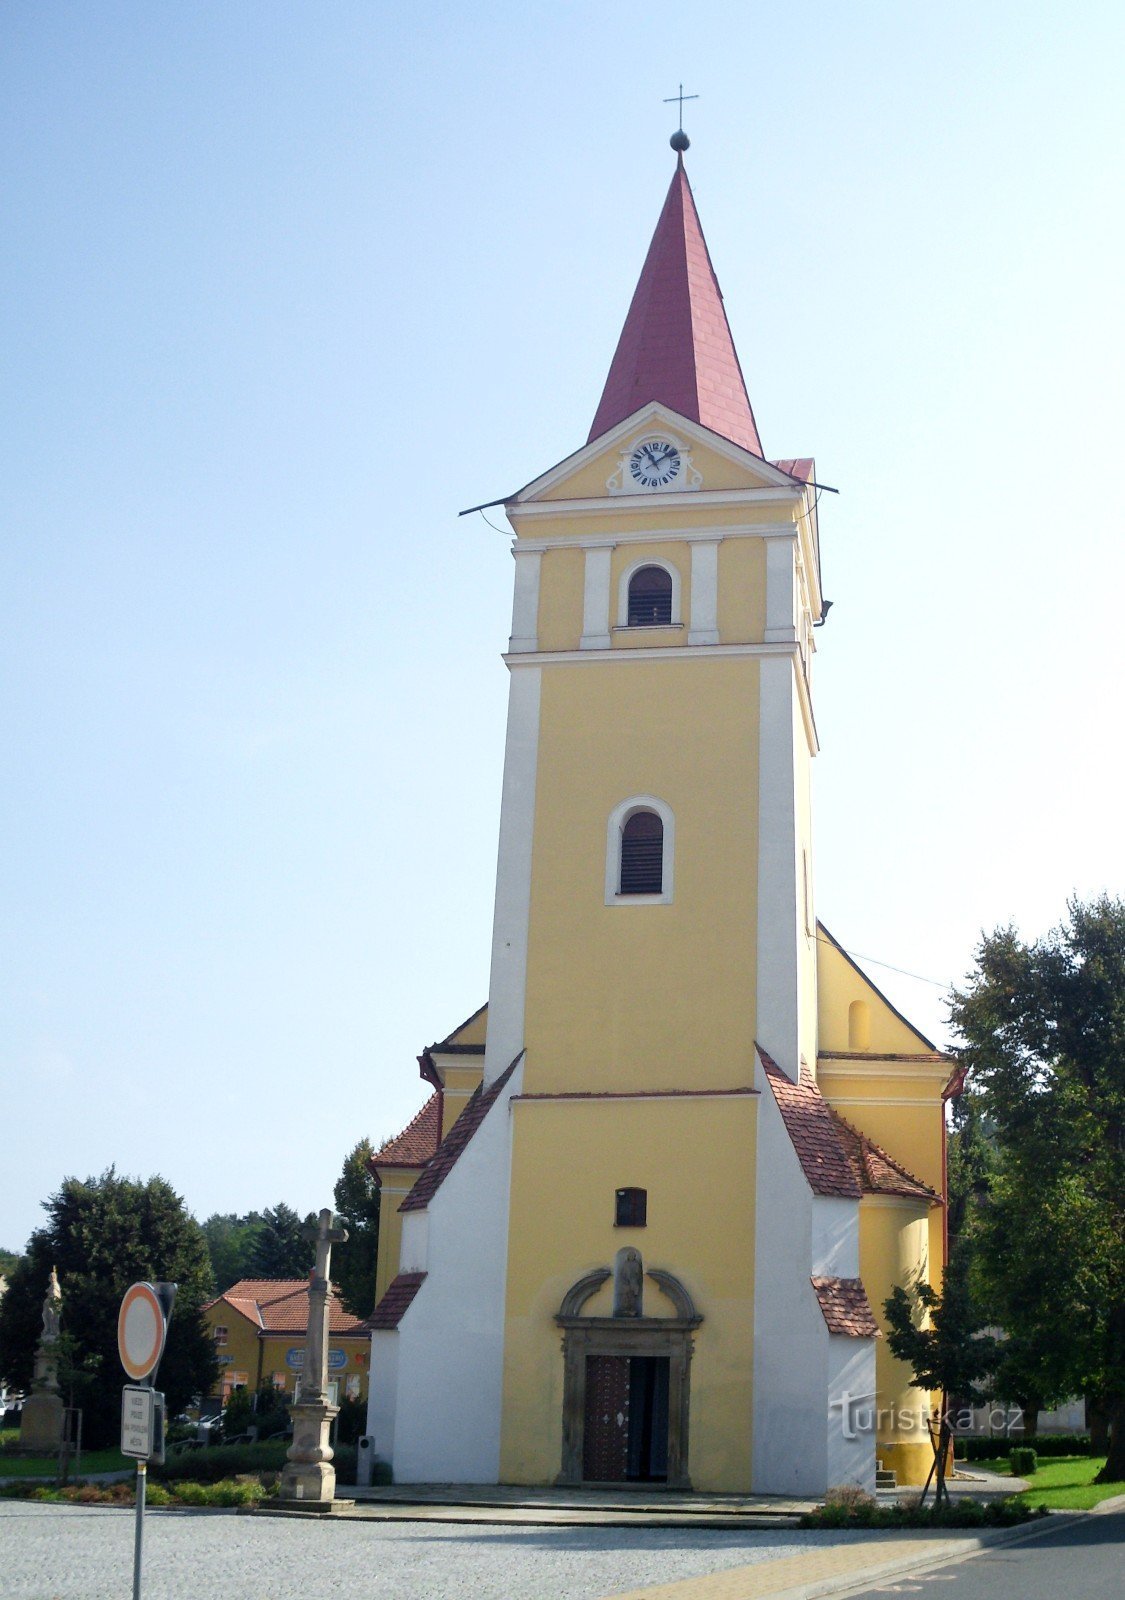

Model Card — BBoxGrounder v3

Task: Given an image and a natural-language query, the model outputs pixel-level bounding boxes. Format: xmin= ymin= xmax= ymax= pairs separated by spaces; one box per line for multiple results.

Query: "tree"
xmin=332 ymin=1139 xmax=380 ymax=1318
xmin=883 ymin=1261 xmax=999 ymax=1510
xmin=0 ymin=1170 xmax=218 ymax=1447
xmin=949 ymin=896 xmax=1125 ymax=1482
xmin=0 ymin=1247 xmax=21 ymax=1278
xmin=249 ymin=1203 xmax=314 ymax=1279
xmin=201 ymin=1212 xmax=265 ymax=1292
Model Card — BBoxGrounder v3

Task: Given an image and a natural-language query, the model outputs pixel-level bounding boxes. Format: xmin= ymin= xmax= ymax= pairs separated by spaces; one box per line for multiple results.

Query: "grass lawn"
xmin=971 ymin=1454 xmax=1125 ymax=1511
xmin=0 ymin=1446 xmax=131 ymax=1478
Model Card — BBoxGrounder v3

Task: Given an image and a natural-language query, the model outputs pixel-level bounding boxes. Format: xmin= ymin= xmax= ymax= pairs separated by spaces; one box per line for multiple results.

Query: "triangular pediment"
xmin=509 ymin=404 xmax=807 ymax=508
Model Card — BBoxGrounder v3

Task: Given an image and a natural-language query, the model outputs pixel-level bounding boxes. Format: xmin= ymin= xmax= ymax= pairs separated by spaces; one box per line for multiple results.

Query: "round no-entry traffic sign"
xmin=118 ymin=1282 xmax=167 ymax=1381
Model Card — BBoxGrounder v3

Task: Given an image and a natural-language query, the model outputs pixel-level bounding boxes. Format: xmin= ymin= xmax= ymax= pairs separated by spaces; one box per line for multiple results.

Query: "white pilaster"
xmin=763 ymin=534 xmax=797 ymax=643
xmin=756 ymin=654 xmax=799 ymax=1078
xmin=687 ymin=539 xmax=720 ymax=645
xmin=484 ymin=667 xmax=541 ymax=1083
xmin=508 ymin=548 xmax=541 ymax=653
xmin=580 ymin=546 xmax=613 ymax=649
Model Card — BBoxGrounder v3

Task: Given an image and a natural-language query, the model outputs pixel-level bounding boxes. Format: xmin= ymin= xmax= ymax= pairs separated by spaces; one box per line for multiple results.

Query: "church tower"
xmin=366 ymin=138 xmax=952 ymax=1497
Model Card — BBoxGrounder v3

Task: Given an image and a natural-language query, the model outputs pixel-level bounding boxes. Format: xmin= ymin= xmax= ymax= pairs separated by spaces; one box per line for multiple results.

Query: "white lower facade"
xmin=366 ymin=1057 xmax=524 ymax=1482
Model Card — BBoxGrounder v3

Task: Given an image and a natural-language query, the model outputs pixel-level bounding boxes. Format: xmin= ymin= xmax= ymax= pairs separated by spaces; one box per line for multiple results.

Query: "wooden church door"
xmin=582 ymin=1354 xmax=670 ymax=1482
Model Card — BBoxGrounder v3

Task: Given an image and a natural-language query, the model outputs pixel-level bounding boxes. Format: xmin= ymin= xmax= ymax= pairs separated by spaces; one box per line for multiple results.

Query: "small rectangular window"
xmin=615 ymin=1187 xmax=647 ymax=1227
xmin=212 ymin=1325 xmax=228 ymax=1346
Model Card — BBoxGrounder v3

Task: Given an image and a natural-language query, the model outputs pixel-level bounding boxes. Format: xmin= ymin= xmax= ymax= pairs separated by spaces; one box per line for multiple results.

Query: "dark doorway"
xmin=582 ymin=1354 xmax=669 ymax=1482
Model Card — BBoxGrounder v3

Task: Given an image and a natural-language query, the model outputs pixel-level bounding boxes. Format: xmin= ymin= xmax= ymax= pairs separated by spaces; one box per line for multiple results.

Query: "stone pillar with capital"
xmin=278 ymin=1209 xmax=349 ymax=1506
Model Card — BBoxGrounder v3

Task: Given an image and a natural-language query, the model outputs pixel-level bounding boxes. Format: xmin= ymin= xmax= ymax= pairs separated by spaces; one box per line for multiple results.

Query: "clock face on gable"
xmin=628 ymin=437 xmax=682 ymax=489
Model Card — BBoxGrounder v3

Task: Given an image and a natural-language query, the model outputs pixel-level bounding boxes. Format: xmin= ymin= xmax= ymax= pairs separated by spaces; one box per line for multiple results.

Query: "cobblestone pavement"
xmin=0 ymin=1502 xmax=881 ymax=1600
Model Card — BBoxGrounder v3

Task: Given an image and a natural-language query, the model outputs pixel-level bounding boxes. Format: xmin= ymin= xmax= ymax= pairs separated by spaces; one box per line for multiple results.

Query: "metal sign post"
xmin=118 ymin=1282 xmax=176 ymax=1600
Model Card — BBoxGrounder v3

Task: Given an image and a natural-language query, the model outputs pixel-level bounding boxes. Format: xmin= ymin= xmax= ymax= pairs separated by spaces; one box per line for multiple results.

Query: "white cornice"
xmin=509 ymin=522 xmax=797 ymax=552
xmin=507 ymin=486 xmax=802 ymax=523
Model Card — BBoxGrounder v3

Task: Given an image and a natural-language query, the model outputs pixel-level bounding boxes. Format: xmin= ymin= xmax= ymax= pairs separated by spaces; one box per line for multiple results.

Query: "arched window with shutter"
xmin=619 ymin=812 xmax=663 ymax=894
xmin=605 ymin=796 xmax=675 ymax=905
xmin=626 ymin=565 xmax=674 ymax=626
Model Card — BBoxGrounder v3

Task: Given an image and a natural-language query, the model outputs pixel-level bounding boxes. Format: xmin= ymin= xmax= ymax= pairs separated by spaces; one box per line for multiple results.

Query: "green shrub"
xmin=155 ymin=1439 xmax=290 ymax=1483
xmin=174 ymin=1476 xmax=265 ymax=1508
xmin=799 ymin=1494 xmax=1046 ymax=1530
xmin=1010 ymin=1447 xmax=1038 ymax=1476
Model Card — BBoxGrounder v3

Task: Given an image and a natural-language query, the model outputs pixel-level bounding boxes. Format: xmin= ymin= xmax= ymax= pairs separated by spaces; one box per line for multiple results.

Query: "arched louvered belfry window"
xmin=619 ymin=811 xmax=663 ymax=895
xmin=627 ymin=565 xmax=673 ymax=627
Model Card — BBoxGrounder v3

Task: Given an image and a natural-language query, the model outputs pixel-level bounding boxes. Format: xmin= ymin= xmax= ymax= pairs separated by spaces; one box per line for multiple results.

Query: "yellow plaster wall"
xmin=859 ymin=1199 xmax=936 ymax=1485
xmin=446 ymin=1006 xmax=487 ymax=1046
xmin=500 ymin=1094 xmax=757 ymax=1489
xmin=204 ymin=1304 xmax=260 ymax=1395
xmin=438 ymin=1063 xmax=484 ymax=1136
xmin=537 ymin=546 xmax=586 ymax=652
xmin=522 ymin=657 xmax=760 ymax=1093
xmin=817 ymin=933 xmax=936 ymax=1055
xmin=373 ymin=1165 xmax=423 ymax=1308
xmin=717 ymin=538 xmax=767 ymax=643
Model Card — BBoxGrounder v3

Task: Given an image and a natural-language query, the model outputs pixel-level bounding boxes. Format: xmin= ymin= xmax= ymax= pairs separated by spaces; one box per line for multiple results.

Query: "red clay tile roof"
xmin=372 ymin=1093 xmax=443 ymax=1170
xmin=588 ymin=159 xmax=764 ymax=457
xmin=400 ymin=1053 xmax=523 ymax=1214
xmin=811 ymin=1276 xmax=881 ymax=1338
xmin=832 ymin=1115 xmax=940 ymax=1203
xmin=758 ymin=1046 xmax=862 ymax=1199
xmin=772 ymin=457 xmax=814 ymax=482
xmin=364 ymin=1271 xmax=427 ymax=1331
xmin=204 ymin=1279 xmax=366 ymax=1337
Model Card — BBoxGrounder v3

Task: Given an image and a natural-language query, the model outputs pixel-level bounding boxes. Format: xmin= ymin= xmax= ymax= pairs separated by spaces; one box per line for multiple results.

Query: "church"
xmin=363 ymin=136 xmax=958 ymax=1496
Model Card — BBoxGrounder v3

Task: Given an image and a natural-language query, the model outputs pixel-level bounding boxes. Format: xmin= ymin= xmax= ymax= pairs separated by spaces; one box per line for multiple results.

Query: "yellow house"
xmin=202 ymin=1279 xmax=369 ymax=1409
xmin=365 ymin=138 xmax=957 ymax=1494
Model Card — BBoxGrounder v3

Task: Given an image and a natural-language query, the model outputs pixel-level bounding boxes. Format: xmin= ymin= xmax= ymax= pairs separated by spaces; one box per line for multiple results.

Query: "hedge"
xmin=955 ymin=1433 xmax=1090 ymax=1462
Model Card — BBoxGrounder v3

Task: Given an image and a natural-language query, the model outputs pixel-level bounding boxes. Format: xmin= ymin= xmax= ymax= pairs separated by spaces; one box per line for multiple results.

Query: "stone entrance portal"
xmin=556 ymin=1261 xmax=701 ymax=1489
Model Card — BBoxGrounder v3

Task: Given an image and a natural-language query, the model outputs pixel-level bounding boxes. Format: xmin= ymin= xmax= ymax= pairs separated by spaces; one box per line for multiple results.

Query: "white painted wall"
xmin=826 ymin=1334 xmax=878 ymax=1493
xmin=366 ymin=1331 xmax=398 ymax=1463
xmin=751 ymin=1052 xmax=877 ymax=1495
xmin=397 ymin=1210 xmax=429 ymax=1273
xmin=484 ymin=669 xmax=540 ymax=1084
xmin=384 ymin=1056 xmax=525 ymax=1483
xmin=811 ymin=1197 xmax=860 ymax=1279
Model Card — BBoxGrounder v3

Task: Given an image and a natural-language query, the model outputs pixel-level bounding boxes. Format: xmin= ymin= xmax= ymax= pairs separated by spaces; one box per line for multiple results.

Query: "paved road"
xmin=841 ymin=1509 xmax=1125 ymax=1600
xmin=0 ymin=1502 xmax=875 ymax=1600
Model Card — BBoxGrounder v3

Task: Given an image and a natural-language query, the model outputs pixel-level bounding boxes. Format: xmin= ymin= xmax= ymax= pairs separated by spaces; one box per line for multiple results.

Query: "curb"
xmin=773 ymin=1509 xmax=1089 ymax=1600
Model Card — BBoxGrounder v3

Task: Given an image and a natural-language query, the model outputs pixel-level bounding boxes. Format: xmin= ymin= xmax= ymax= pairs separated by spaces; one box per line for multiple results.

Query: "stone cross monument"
xmin=278 ymin=1209 xmax=348 ymax=1506
xmin=20 ymin=1267 xmax=64 ymax=1451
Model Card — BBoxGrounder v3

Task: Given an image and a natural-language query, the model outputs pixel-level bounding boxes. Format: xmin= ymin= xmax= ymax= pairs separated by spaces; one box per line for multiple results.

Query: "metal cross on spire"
xmin=664 ymin=83 xmax=698 ymax=154
xmin=663 ymin=83 xmax=699 ymax=133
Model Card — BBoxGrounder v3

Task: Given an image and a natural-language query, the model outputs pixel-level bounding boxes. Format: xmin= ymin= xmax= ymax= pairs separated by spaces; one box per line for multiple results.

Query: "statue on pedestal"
xmin=20 ymin=1267 xmax=65 ymax=1451
xmin=278 ymin=1209 xmax=349 ymax=1507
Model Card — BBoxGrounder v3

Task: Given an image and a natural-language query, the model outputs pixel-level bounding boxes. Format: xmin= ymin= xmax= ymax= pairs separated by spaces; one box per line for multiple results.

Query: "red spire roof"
xmin=588 ymin=158 xmax=763 ymax=457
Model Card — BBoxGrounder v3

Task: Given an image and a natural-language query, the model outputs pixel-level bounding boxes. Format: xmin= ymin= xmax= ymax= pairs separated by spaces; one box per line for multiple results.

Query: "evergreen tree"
xmin=332 ymin=1140 xmax=380 ymax=1318
xmin=249 ymin=1203 xmax=314 ymax=1279
xmin=0 ymin=1170 xmax=217 ymax=1447
xmin=200 ymin=1212 xmax=265 ymax=1291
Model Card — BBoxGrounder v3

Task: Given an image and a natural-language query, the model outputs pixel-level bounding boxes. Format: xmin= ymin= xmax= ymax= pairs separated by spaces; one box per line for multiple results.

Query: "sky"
xmin=3 ymin=1 xmax=1123 ymax=1253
